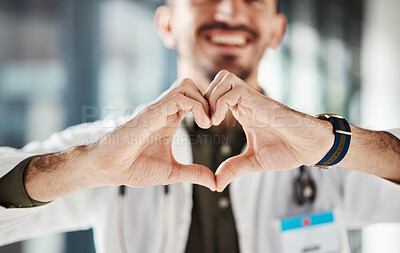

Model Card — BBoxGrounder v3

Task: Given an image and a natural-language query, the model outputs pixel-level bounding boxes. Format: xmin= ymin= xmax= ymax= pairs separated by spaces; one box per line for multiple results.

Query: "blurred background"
xmin=0 ymin=0 xmax=399 ymax=252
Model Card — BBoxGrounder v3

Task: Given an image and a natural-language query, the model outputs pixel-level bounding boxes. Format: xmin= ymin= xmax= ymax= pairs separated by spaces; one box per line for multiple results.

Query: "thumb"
xmin=215 ymin=154 xmax=255 ymax=192
xmin=170 ymin=163 xmax=216 ymax=191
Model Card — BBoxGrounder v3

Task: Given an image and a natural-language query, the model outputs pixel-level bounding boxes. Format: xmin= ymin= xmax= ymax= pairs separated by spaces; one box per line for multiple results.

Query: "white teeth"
xmin=211 ymin=35 xmax=246 ymax=46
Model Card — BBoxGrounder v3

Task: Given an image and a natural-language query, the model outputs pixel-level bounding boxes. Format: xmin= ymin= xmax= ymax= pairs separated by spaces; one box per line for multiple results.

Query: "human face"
xmin=170 ymin=0 xmax=283 ymax=82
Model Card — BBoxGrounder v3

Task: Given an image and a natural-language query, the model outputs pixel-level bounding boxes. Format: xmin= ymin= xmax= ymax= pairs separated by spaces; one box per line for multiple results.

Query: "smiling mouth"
xmin=209 ymin=35 xmax=248 ymax=47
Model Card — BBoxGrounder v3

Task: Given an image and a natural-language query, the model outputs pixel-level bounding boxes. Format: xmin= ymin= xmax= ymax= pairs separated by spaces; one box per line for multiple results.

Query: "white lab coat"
xmin=0 ymin=116 xmax=399 ymax=253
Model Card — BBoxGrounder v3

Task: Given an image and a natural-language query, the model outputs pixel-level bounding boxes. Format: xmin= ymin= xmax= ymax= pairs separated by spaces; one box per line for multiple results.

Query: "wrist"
xmin=314 ymin=114 xmax=352 ymax=168
xmin=24 ymin=145 xmax=100 ymax=202
xmin=304 ymin=119 xmax=335 ymax=166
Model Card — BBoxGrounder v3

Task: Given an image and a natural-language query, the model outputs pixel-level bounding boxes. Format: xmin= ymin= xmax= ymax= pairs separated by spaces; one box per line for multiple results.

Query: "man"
xmin=0 ymin=0 xmax=399 ymax=252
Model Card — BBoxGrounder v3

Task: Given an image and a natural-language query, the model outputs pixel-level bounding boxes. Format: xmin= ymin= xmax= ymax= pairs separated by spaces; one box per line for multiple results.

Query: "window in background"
xmin=98 ymin=0 xmax=173 ymax=119
xmin=0 ymin=1 xmax=67 ymax=252
xmin=0 ymin=1 xmax=66 ymax=148
xmin=259 ymin=0 xmax=362 ymax=123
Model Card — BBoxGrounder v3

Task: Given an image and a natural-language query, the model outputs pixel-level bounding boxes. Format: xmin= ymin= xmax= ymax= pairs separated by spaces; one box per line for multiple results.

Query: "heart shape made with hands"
xmin=94 ymin=71 xmax=331 ymax=193
xmin=197 ymin=70 xmax=333 ymax=192
xmin=121 ymin=70 xmax=331 ymax=193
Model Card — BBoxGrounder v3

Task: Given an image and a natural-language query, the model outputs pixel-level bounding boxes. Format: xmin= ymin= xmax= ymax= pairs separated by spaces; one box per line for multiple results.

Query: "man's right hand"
xmin=25 ymin=79 xmax=215 ymax=202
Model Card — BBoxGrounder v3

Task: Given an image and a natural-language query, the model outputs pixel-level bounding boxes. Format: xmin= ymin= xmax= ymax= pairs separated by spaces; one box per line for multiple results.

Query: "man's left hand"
xmin=205 ymin=70 xmax=335 ymax=192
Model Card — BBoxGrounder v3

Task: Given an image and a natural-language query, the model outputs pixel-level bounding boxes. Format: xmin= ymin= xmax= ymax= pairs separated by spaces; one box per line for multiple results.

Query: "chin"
xmin=205 ymin=62 xmax=252 ymax=82
xmin=221 ymin=55 xmax=252 ymax=78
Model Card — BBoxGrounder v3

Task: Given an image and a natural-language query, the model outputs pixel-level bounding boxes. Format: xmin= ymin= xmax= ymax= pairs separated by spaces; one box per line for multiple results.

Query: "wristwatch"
xmin=314 ymin=114 xmax=352 ymax=168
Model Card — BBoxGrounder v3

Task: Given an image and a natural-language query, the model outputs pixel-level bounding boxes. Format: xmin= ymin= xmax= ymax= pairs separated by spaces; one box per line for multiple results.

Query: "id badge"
xmin=276 ymin=210 xmax=346 ymax=253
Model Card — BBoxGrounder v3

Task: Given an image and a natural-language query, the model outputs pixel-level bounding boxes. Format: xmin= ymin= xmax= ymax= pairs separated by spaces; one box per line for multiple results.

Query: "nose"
xmin=214 ymin=0 xmax=248 ymax=26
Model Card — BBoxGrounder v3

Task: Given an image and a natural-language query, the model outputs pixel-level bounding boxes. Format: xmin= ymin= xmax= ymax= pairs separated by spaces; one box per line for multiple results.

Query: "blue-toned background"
xmin=0 ymin=0 xmax=399 ymax=252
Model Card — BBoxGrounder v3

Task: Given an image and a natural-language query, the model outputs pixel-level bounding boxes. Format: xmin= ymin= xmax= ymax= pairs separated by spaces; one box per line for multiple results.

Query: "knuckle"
xmin=218 ymin=70 xmax=230 ymax=76
xmin=179 ymin=78 xmax=194 ymax=89
xmin=225 ymin=72 xmax=236 ymax=81
xmin=174 ymin=80 xmax=187 ymax=92
xmin=181 ymin=77 xmax=193 ymax=84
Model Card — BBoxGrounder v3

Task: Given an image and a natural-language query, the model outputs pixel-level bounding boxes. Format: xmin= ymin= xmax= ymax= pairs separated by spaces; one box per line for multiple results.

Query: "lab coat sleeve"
xmin=340 ymin=128 xmax=400 ymax=228
xmin=0 ymin=118 xmax=123 ymax=246
xmin=0 ymin=118 xmax=118 ymax=178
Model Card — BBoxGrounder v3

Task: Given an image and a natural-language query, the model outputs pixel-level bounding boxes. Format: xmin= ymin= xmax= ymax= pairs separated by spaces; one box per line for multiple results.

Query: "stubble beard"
xmin=200 ymin=54 xmax=253 ymax=82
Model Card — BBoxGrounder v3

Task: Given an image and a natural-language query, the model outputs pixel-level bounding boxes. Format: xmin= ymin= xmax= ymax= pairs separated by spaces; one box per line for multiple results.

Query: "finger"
xmin=212 ymin=86 xmax=243 ymax=125
xmin=215 ymin=154 xmax=255 ymax=192
xmin=170 ymin=163 xmax=216 ymax=191
xmin=176 ymin=78 xmax=210 ymax=116
xmin=208 ymin=73 xmax=243 ymax=117
xmin=204 ymin=70 xmax=230 ymax=100
xmin=167 ymin=94 xmax=212 ymax=128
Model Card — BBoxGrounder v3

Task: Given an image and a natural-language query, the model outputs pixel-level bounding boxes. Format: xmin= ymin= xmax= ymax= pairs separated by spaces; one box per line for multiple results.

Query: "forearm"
xmin=24 ymin=145 xmax=102 ymax=202
xmin=338 ymin=126 xmax=400 ymax=182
